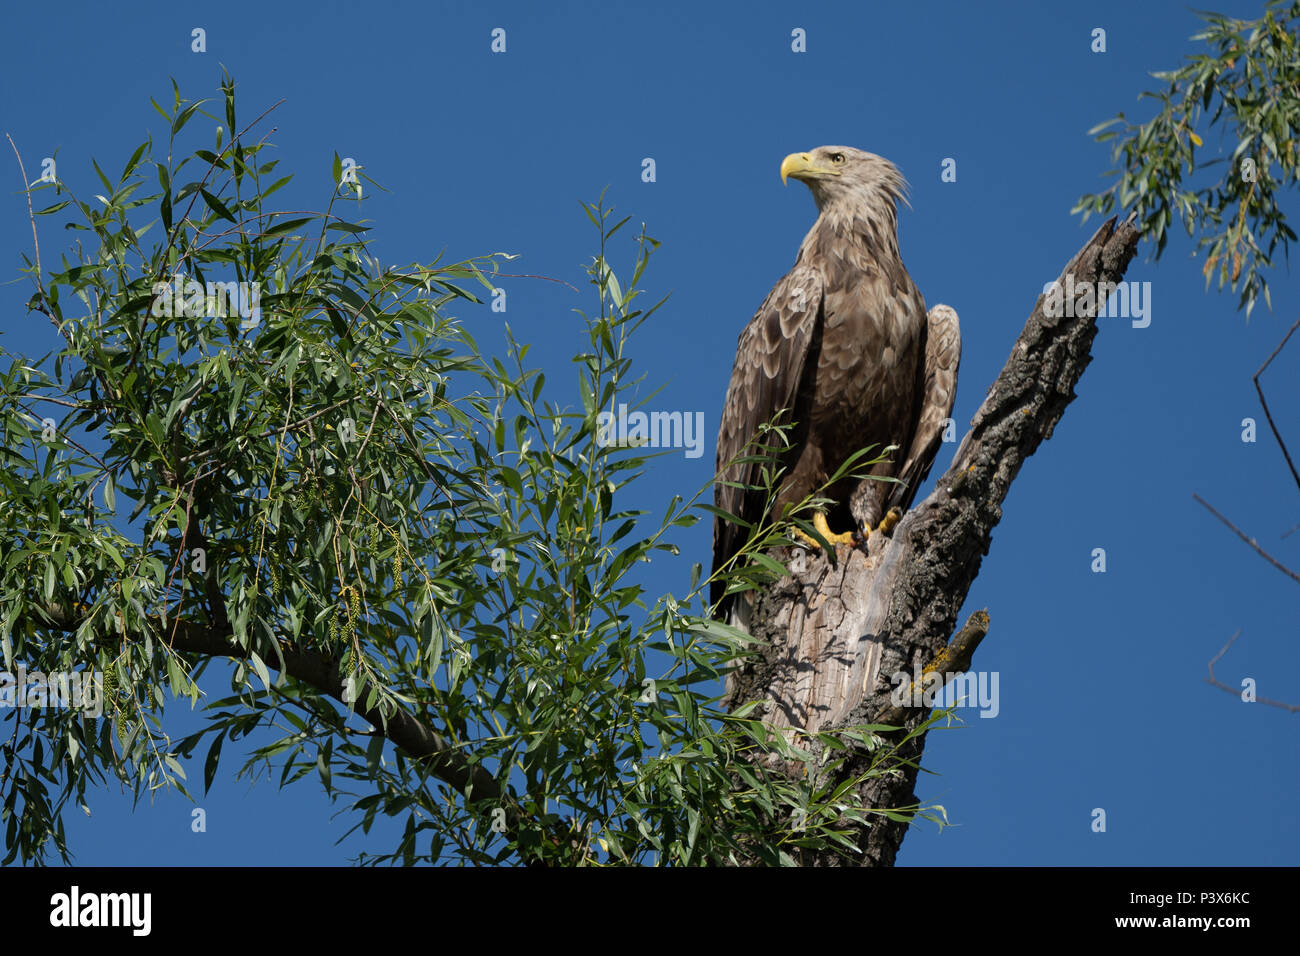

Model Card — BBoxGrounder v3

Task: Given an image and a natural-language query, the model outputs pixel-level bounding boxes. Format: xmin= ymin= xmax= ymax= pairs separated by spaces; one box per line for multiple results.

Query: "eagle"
xmin=711 ymin=146 xmax=960 ymax=623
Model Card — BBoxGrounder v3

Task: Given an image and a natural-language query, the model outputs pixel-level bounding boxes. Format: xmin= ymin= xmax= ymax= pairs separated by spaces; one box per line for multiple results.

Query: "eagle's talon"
xmin=873 ymin=507 xmax=902 ymax=536
xmin=794 ymin=511 xmax=857 ymax=549
xmin=813 ymin=510 xmax=857 ymax=547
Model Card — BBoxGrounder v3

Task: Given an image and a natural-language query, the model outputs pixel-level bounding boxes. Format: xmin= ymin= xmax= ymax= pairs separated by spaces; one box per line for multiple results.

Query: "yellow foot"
xmin=871 ymin=507 xmax=902 ymax=537
xmin=795 ymin=511 xmax=857 ymax=548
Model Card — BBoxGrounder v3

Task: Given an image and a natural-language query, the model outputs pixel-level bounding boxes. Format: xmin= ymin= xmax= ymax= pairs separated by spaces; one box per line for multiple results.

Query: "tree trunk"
xmin=723 ymin=216 xmax=1140 ymax=866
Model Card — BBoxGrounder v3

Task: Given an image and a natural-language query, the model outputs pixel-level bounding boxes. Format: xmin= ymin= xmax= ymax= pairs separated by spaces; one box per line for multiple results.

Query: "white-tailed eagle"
xmin=712 ymin=146 xmax=960 ymax=620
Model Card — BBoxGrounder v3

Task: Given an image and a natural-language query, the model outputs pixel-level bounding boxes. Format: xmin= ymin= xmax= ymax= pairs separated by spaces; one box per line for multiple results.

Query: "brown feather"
xmin=712 ymin=264 xmax=822 ymax=610
xmin=888 ymin=304 xmax=961 ymax=514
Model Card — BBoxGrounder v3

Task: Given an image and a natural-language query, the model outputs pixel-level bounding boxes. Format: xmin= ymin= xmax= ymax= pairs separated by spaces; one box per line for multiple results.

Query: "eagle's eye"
xmin=829 ymin=153 xmax=846 ymax=165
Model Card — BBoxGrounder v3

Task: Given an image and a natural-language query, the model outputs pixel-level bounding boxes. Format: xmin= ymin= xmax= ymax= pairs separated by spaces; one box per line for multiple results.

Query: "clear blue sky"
xmin=2 ymin=0 xmax=1296 ymax=865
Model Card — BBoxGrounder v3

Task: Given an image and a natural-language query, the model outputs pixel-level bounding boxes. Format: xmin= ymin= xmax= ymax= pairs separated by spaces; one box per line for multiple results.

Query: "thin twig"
xmin=1193 ymin=493 xmax=1300 ymax=585
xmin=1252 ymin=314 xmax=1300 ymax=494
xmin=14 ymin=393 xmax=80 ymax=408
xmin=1205 ymin=630 xmax=1299 ymax=713
xmin=6 ymin=133 xmax=54 ymax=334
xmin=13 ymin=400 xmax=110 ymax=470
xmin=488 ymin=271 xmax=581 ymax=294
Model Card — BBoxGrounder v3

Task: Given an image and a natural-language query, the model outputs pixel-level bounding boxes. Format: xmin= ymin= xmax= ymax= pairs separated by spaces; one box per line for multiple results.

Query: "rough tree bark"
xmin=722 ymin=216 xmax=1141 ymax=866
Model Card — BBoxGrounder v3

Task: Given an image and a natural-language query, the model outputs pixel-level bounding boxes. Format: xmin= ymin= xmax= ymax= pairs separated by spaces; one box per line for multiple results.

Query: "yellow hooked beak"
xmin=780 ymin=151 xmax=835 ymax=185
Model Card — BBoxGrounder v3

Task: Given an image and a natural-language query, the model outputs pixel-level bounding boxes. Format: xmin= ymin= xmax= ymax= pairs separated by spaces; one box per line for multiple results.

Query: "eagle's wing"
xmin=887 ymin=303 xmax=961 ymax=514
xmin=712 ymin=263 xmax=824 ymax=611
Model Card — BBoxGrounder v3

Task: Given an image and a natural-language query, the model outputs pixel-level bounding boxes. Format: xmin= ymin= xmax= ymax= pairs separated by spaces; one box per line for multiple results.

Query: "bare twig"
xmin=1252 ymin=314 xmax=1300 ymax=494
xmin=487 ymin=271 xmax=581 ymax=293
xmin=1193 ymin=493 xmax=1300 ymax=585
xmin=1205 ymin=630 xmax=1299 ymax=713
xmin=6 ymin=133 xmax=54 ymax=334
xmin=14 ymin=393 xmax=81 ymax=408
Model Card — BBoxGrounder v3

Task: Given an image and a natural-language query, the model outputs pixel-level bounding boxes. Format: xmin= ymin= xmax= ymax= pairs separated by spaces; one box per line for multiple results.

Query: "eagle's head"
xmin=780 ymin=146 xmax=908 ymax=214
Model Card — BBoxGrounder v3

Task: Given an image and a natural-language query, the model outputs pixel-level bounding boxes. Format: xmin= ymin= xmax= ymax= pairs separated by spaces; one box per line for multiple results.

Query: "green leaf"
xmin=327 ymin=307 xmax=349 ymax=340
xmin=101 ymin=540 xmax=125 ymax=572
xmin=265 ymin=216 xmax=313 ymax=237
xmin=696 ymin=503 xmax=751 ymax=528
xmin=249 ymin=651 xmax=272 ymax=691
xmin=121 ymin=140 xmax=150 ymax=181
xmin=200 ymin=189 xmax=238 ymax=224
xmin=172 ymin=100 xmax=203 ymax=135
xmin=91 ymin=158 xmax=114 ymax=193
xmin=423 ymin=610 xmax=444 ymax=674
xmin=317 ymin=748 xmax=332 ymax=794
xmin=262 ymin=174 xmax=293 ymax=200
xmin=195 ymin=149 xmax=228 ymax=169
xmin=750 ymin=552 xmax=790 ymax=577
xmin=366 ymin=734 xmax=384 ymax=773
xmin=204 ymin=733 xmax=225 ymax=794
xmin=143 ymin=412 xmax=165 ymax=448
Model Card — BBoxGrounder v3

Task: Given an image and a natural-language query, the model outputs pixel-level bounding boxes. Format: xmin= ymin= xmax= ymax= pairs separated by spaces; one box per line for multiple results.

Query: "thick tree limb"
xmin=30 ymin=605 xmax=505 ymax=807
xmin=724 ymin=216 xmax=1140 ymax=866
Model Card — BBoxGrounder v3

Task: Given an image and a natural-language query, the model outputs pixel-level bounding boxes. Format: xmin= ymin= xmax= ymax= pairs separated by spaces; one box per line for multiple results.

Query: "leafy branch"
xmin=1074 ymin=0 xmax=1300 ymax=315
